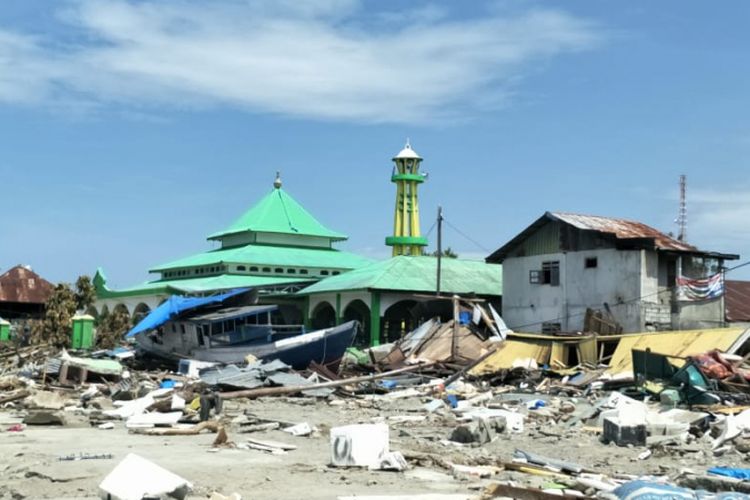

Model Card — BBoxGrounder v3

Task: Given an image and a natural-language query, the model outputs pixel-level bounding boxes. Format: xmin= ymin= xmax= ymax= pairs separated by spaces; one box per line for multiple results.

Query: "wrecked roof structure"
xmin=0 ymin=265 xmax=54 ymax=319
xmin=486 ymin=211 xmax=738 ymax=334
xmin=487 ymin=211 xmax=739 ymax=263
xmin=726 ymin=280 xmax=750 ymax=323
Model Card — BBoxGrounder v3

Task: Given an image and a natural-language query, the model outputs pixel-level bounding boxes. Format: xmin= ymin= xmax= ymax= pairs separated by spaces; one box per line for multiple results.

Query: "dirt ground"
xmin=0 ymin=393 xmax=738 ymax=499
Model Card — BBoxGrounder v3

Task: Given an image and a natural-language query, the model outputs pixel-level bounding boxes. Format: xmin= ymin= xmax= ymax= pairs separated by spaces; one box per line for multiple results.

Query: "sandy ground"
xmin=0 ymin=393 xmax=734 ymax=499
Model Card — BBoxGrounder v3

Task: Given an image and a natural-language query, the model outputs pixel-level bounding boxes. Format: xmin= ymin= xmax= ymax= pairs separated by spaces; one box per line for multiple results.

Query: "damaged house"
xmin=487 ymin=212 xmax=738 ymax=334
xmin=0 ymin=265 xmax=54 ymax=320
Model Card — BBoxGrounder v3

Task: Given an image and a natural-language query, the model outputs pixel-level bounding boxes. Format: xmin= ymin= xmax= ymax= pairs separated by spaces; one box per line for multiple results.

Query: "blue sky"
xmin=1 ymin=0 xmax=749 ymax=287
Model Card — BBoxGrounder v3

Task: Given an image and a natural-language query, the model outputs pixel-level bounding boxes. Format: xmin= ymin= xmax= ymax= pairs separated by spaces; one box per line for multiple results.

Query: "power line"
xmin=442 ymin=217 xmax=492 ymax=254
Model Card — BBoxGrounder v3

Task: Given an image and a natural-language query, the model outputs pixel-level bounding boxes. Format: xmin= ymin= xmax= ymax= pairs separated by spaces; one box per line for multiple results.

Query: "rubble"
xmin=4 ymin=303 xmax=750 ymax=499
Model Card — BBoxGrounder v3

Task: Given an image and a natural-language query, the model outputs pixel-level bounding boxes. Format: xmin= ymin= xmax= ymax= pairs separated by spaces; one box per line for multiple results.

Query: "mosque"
xmin=94 ymin=142 xmax=502 ymax=346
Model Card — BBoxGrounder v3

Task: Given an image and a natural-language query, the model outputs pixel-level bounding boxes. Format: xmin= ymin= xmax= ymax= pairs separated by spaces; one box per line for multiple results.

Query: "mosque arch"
xmin=342 ymin=299 xmax=370 ymax=348
xmin=311 ymin=301 xmax=336 ymax=330
xmin=132 ymin=303 xmax=151 ymax=323
xmin=383 ymin=299 xmax=419 ymax=344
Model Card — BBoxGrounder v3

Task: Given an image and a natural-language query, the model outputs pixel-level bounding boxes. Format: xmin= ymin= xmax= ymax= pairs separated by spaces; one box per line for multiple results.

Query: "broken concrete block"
xmin=330 ymin=424 xmax=389 ymax=468
xmin=282 ymin=422 xmax=313 ymax=436
xmin=23 ymin=411 xmax=65 ymax=426
xmin=99 ymin=453 xmax=192 ymax=500
xmin=602 ymin=417 xmax=646 ymax=447
xmin=376 ymin=451 xmax=408 ymax=471
xmin=450 ymin=417 xmax=495 ymax=445
xmin=26 ymin=391 xmax=66 ymax=410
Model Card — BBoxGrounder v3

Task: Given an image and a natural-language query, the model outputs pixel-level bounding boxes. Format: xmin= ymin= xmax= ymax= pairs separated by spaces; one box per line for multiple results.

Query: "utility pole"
xmin=436 ymin=206 xmax=443 ymax=296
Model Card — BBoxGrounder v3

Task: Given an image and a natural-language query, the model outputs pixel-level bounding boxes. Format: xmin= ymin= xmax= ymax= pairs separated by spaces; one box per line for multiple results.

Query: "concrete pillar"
xmin=370 ymin=292 xmax=381 ymax=347
xmin=336 ymin=293 xmax=342 ymax=326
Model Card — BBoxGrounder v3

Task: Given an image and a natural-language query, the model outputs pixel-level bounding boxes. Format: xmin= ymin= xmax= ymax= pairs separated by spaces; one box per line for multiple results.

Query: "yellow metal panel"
xmin=607 ymin=327 xmax=747 ymax=375
xmin=469 ymin=340 xmax=551 ymax=375
xmin=578 ymin=337 xmax=598 ymax=365
xmin=550 ymin=342 xmax=566 ymax=368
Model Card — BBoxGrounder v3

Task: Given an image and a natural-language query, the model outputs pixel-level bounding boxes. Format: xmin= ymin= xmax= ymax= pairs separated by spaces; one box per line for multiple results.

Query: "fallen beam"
xmin=220 ymin=362 xmax=436 ymax=400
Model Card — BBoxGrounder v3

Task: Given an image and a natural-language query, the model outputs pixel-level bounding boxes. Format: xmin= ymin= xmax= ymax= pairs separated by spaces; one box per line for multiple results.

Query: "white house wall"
xmin=502 ymin=249 xmax=648 ymax=333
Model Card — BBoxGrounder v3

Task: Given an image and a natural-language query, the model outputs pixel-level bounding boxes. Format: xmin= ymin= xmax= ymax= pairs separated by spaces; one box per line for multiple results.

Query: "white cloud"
xmin=0 ymin=0 xmax=601 ymax=123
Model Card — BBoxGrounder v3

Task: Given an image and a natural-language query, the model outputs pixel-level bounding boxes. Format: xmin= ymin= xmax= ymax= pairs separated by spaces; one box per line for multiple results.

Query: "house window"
xmin=237 ymin=266 xmax=246 ymax=271
xmin=542 ymin=261 xmax=560 ymax=286
xmin=585 ymin=257 xmax=598 ymax=269
xmin=542 ymin=322 xmax=561 ymax=334
xmin=529 ymin=261 xmax=560 ymax=286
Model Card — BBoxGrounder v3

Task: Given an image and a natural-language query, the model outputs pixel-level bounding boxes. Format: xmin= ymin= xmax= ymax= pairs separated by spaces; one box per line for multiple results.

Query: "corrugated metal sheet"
xmin=606 ymin=327 xmax=749 ymax=375
xmin=0 ymin=266 xmax=54 ymax=304
xmin=469 ymin=340 xmax=551 ymax=375
xmin=550 ymin=212 xmax=697 ymax=252
xmin=726 ymin=280 xmax=750 ymax=322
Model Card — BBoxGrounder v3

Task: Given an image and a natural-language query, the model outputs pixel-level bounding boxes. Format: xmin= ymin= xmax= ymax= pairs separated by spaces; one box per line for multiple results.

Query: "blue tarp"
xmin=126 ymin=288 xmax=249 ymax=338
xmin=612 ymin=480 xmax=750 ymax=500
xmin=709 ymin=467 xmax=750 ymax=480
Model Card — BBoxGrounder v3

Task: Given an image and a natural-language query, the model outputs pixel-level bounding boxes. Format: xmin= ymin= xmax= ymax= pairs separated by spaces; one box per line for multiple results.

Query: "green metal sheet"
xmin=298 ymin=256 xmax=502 ymax=296
xmin=207 ymin=187 xmax=347 ymax=241
xmin=150 ymin=244 xmax=373 ymax=273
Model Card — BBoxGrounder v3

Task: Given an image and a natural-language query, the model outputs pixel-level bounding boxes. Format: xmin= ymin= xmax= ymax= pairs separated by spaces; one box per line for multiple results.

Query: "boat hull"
xmin=135 ymin=321 xmax=359 ymax=370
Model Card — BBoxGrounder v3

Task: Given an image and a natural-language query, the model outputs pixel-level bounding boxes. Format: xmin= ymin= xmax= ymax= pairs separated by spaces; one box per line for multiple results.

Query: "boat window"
xmin=332 ymin=271 xmax=340 ymax=275
xmin=197 ymin=331 xmax=205 ymax=346
xmin=321 ymin=270 xmax=330 ymax=276
xmin=248 ymin=314 xmax=257 ymax=325
xmin=223 ymin=320 xmax=233 ymax=332
xmin=274 ymin=268 xmax=283 ymax=273
xmin=287 ymin=269 xmax=296 ymax=274
xmin=300 ymin=269 xmax=308 ymax=275
xmin=250 ymin=266 xmax=259 ymax=272
xmin=237 ymin=265 xmax=246 ymax=271
xmin=262 ymin=267 xmax=271 ymax=273
xmin=180 ymin=324 xmax=185 ymax=334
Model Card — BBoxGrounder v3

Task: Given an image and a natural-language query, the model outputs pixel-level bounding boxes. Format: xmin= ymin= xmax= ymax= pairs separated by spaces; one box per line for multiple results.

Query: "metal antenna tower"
xmin=676 ymin=174 xmax=687 ymax=241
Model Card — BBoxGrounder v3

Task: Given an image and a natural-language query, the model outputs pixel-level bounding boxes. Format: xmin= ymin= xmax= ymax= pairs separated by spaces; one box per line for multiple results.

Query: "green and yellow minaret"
xmin=385 ymin=140 xmax=428 ymax=256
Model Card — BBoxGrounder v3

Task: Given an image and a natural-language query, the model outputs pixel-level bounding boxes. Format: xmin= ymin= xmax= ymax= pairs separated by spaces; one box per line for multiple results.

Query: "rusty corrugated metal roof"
xmin=0 ymin=265 xmax=54 ymax=304
xmin=550 ymin=212 xmax=697 ymax=252
xmin=726 ymin=280 xmax=750 ymax=322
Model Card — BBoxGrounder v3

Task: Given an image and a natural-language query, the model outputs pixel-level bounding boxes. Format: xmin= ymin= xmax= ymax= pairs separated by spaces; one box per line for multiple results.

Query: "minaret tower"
xmin=385 ymin=140 xmax=428 ymax=256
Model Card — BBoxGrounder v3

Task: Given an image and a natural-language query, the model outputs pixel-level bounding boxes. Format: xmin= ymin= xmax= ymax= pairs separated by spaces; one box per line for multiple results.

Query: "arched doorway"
xmin=311 ymin=302 xmax=336 ymax=330
xmin=383 ymin=300 xmax=419 ymax=344
xmin=343 ymin=299 xmax=370 ymax=348
xmin=132 ymin=303 xmax=151 ymax=324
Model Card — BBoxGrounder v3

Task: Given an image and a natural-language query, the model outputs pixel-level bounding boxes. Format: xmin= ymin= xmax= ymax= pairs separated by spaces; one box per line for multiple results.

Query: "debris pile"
xmin=4 ymin=298 xmax=750 ymax=498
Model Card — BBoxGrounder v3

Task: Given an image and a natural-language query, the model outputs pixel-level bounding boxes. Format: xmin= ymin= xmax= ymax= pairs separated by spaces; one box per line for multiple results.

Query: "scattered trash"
xmin=98 ymin=453 xmax=192 ymax=500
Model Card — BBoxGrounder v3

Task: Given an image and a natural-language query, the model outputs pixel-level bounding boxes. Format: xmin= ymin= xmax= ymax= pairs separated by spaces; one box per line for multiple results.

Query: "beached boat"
xmin=130 ymin=300 xmax=358 ymax=369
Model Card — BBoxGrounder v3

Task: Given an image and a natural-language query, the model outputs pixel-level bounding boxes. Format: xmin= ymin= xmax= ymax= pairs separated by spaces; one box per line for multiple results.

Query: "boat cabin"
xmin=142 ymin=304 xmax=306 ymax=357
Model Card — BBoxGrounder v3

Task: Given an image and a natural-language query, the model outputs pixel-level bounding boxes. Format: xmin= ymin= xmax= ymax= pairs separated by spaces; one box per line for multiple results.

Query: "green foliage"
xmin=32 ymin=283 xmax=76 ymax=347
xmin=95 ymin=306 xmax=131 ymax=349
xmin=429 ymin=247 xmax=458 ymax=258
xmin=74 ymin=275 xmax=96 ymax=312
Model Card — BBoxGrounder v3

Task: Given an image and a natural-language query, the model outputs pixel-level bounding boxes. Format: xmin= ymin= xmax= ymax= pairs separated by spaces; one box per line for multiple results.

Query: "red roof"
xmin=0 ymin=266 xmax=55 ymax=304
xmin=726 ymin=280 xmax=750 ymax=322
